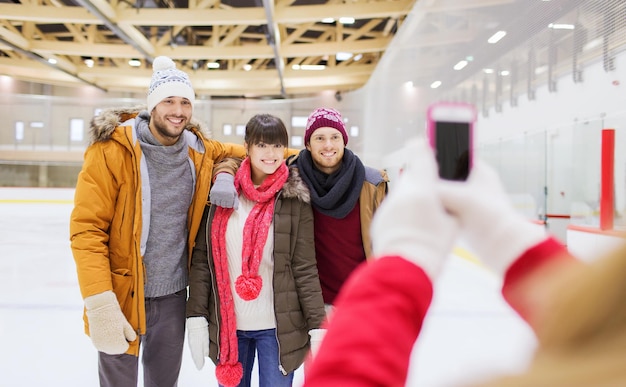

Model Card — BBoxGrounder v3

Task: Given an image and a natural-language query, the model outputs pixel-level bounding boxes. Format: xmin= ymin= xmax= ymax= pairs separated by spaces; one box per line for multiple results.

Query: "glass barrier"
xmin=478 ymin=131 xmax=546 ymax=222
xmin=569 ymin=118 xmax=603 ymax=227
xmin=479 ymin=113 xmax=625 ymax=234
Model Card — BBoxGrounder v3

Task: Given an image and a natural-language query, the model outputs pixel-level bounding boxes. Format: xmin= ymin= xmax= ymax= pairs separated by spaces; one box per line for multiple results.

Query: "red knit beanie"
xmin=304 ymin=107 xmax=348 ymax=145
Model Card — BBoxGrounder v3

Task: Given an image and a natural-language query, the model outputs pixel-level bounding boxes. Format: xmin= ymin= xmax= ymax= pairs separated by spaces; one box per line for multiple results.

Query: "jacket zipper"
xmin=130 ymin=130 xmax=144 ymax=341
xmin=273 ymin=270 xmax=287 ymax=376
xmin=272 ymin=194 xmax=288 ymax=375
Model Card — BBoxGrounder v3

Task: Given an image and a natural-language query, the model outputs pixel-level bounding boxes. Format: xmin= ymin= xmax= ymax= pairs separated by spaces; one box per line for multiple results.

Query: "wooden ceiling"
xmin=0 ymin=0 xmax=416 ymax=98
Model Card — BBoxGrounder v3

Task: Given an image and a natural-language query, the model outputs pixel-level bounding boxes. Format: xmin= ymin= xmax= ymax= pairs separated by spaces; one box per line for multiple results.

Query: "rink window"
xmin=15 ymin=121 xmax=24 ymax=141
xmin=70 ymin=118 xmax=84 ymax=142
xmin=291 ymin=135 xmax=303 ymax=147
xmin=223 ymin=124 xmax=233 ymax=136
xmin=291 ymin=116 xmax=307 ymax=128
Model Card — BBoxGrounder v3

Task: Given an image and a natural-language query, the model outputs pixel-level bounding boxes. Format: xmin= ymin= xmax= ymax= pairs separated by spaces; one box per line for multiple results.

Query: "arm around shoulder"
xmin=213 ymin=157 xmax=243 ymax=179
xmin=205 ymin=140 xmax=246 ymax=162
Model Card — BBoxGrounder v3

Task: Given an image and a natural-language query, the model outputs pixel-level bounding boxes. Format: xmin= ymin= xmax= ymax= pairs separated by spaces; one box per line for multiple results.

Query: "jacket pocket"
xmin=111 ymin=268 xmax=133 ymax=311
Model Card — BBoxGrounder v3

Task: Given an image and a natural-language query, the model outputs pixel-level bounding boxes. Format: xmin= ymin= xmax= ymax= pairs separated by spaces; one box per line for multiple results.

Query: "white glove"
xmin=186 ymin=317 xmax=209 ymax=370
xmin=438 ymin=160 xmax=547 ymax=276
xmin=210 ymin=173 xmax=239 ymax=209
xmin=371 ymin=140 xmax=459 ymax=280
xmin=308 ymin=328 xmax=326 ymax=359
xmin=84 ymin=290 xmax=137 ymax=355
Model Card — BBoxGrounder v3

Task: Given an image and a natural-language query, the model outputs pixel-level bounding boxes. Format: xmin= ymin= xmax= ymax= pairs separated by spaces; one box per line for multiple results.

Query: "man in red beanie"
xmin=292 ymin=107 xmax=388 ymax=322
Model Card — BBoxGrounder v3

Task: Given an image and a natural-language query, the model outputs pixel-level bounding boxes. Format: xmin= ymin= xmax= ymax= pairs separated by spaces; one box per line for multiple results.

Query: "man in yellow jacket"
xmin=69 ymin=56 xmax=245 ymax=387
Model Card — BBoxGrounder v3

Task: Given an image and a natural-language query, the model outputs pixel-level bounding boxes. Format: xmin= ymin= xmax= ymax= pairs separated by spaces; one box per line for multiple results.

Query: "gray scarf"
xmin=296 ymin=148 xmax=365 ymax=218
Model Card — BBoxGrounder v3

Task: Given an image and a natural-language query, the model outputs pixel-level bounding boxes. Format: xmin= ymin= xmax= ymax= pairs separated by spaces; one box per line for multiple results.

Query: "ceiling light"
xmin=292 ymin=64 xmax=326 ymax=71
xmin=353 ymin=54 xmax=363 ymax=61
xmin=48 ymin=58 xmax=57 ymax=64
xmin=207 ymin=62 xmax=220 ymax=69
xmin=487 ymin=31 xmax=507 ymax=44
xmin=483 ymin=68 xmax=494 ymax=74
xmin=336 ymin=52 xmax=353 ymax=61
xmin=549 ymin=23 xmax=575 ymax=30
xmin=339 ymin=17 xmax=355 ymax=24
xmin=453 ymin=60 xmax=468 ymax=70
xmin=430 ymin=81 xmax=442 ymax=89
xmin=500 ymin=70 xmax=510 ymax=76
xmin=128 ymin=59 xmax=141 ymax=67
xmin=243 ymin=64 xmax=252 ymax=71
xmin=84 ymin=59 xmax=94 ymax=68
xmin=321 ymin=18 xmax=335 ymax=23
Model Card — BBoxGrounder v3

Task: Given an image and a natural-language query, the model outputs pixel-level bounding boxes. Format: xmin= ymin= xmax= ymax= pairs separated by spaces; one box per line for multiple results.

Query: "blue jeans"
xmin=229 ymin=328 xmax=294 ymax=387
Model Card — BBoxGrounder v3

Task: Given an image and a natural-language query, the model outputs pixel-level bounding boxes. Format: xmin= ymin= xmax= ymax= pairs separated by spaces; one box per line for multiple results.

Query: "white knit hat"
xmin=147 ymin=56 xmax=195 ymax=112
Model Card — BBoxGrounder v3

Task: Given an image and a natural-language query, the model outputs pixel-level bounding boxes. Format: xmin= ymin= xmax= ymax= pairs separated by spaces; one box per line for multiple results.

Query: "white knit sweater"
xmin=225 ymin=195 xmax=276 ymax=330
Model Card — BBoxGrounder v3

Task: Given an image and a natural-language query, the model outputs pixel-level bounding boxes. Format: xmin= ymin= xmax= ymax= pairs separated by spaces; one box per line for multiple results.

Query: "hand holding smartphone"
xmin=426 ymin=102 xmax=476 ymax=181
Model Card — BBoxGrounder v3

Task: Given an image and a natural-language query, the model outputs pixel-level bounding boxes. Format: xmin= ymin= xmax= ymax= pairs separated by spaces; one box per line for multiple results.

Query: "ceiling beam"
xmin=262 ymin=0 xmax=286 ymax=97
xmin=0 ymin=1 xmax=413 ymax=26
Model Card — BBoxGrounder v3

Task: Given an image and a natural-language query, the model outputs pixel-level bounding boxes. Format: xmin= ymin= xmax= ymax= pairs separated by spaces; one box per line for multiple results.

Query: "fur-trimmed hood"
xmin=280 ymin=167 xmax=311 ymax=204
xmin=88 ymin=105 xmax=210 ymax=145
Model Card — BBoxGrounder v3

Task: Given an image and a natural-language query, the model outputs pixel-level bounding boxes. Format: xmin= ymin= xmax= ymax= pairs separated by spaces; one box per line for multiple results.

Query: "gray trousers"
xmin=98 ymin=289 xmax=187 ymax=387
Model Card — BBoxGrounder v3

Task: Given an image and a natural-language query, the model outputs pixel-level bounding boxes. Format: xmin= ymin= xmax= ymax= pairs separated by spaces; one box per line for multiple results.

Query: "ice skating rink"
xmin=0 ymin=187 xmax=536 ymax=386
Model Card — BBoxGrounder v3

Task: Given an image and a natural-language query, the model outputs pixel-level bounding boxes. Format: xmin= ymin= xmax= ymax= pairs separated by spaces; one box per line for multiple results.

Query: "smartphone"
xmin=426 ymin=102 xmax=476 ymax=181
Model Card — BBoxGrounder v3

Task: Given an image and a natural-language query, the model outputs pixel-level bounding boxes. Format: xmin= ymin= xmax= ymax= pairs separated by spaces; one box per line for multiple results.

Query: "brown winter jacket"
xmin=358 ymin=166 xmax=389 ymax=259
xmin=186 ymin=166 xmax=326 ymax=374
xmin=69 ymin=106 xmax=246 ymax=356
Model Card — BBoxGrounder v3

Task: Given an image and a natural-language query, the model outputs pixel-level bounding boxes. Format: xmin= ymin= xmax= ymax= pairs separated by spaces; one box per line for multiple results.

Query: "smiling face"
xmin=246 ymin=142 xmax=286 ymax=185
xmin=305 ymin=126 xmax=345 ymax=174
xmin=149 ymin=96 xmax=193 ymax=145
xmin=243 ymin=114 xmax=289 ymax=185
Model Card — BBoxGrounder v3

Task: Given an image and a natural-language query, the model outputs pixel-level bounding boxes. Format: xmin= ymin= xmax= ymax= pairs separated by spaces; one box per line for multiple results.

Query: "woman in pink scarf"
xmin=186 ymin=114 xmax=326 ymax=387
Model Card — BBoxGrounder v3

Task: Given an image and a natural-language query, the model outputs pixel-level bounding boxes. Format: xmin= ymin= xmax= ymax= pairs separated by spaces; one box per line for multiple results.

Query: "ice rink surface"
xmin=0 ymin=187 xmax=536 ymax=386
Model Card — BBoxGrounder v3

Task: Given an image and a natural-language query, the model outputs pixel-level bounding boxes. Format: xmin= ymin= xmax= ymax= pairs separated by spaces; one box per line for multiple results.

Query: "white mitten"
xmin=438 ymin=160 xmax=547 ymax=276
xmin=84 ymin=290 xmax=137 ymax=355
xmin=371 ymin=140 xmax=459 ymax=280
xmin=210 ymin=173 xmax=239 ymax=209
xmin=186 ymin=317 xmax=209 ymax=370
xmin=308 ymin=328 xmax=326 ymax=359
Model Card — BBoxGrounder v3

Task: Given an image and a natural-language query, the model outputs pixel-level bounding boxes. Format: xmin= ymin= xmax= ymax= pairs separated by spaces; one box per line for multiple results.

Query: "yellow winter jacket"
xmin=69 ymin=107 xmax=245 ymax=355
